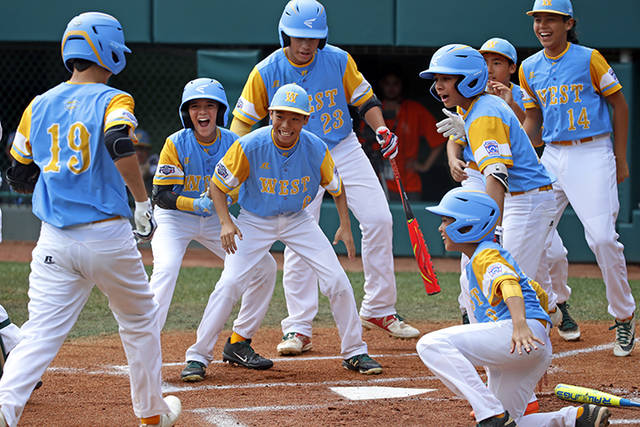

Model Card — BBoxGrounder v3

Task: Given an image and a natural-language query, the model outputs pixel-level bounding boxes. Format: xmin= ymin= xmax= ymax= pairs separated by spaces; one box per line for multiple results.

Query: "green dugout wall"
xmin=0 ymin=0 xmax=638 ymax=261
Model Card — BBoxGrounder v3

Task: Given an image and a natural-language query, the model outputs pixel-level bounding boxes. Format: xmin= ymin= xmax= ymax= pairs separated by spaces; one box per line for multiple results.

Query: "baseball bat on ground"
xmin=555 ymin=383 xmax=640 ymax=408
xmin=389 ymin=158 xmax=440 ymax=295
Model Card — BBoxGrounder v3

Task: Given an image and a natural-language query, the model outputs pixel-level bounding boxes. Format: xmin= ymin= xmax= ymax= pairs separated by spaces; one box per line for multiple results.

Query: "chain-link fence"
xmin=0 ymin=43 xmax=197 ymax=204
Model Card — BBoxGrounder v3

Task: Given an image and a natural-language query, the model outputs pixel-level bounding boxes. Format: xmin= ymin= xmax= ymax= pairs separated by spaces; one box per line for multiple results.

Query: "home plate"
xmin=330 ymin=386 xmax=436 ymax=401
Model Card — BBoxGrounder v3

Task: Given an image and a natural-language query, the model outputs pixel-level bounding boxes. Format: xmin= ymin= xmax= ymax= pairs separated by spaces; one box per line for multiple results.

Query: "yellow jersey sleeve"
xmin=104 ymin=93 xmax=138 ymax=131
xmin=10 ymin=99 xmax=35 ymax=164
xmin=471 ymin=248 xmax=520 ymax=307
xmin=343 ymin=53 xmax=373 ymax=107
xmin=319 ymin=148 xmax=342 ymax=196
xmin=153 ymin=138 xmax=184 ymax=186
xmin=232 ymin=67 xmax=269 ymax=125
xmin=518 ymin=65 xmax=539 ymax=110
xmin=211 ymin=140 xmax=250 ymax=193
xmin=590 ymin=50 xmax=622 ymax=97
xmin=467 ymin=116 xmax=514 ymax=172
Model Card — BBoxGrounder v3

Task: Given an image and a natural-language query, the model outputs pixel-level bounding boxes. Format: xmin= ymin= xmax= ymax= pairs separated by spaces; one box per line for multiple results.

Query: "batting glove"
xmin=133 ymin=199 xmax=157 ymax=242
xmin=436 ymin=108 xmax=466 ymax=140
xmin=494 ymin=225 xmax=504 ymax=247
xmin=193 ymin=194 xmax=214 ymax=217
xmin=375 ymin=126 xmax=399 ymax=160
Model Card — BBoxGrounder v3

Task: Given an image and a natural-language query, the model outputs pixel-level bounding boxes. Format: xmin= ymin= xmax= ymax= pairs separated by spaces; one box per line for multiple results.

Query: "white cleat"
xmin=140 ymin=396 xmax=182 ymax=427
xmin=361 ymin=314 xmax=420 ymax=339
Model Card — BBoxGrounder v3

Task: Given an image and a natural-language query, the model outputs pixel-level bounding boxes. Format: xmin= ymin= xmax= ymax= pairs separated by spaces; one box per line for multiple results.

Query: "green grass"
xmin=1 ymin=261 xmax=638 ymax=339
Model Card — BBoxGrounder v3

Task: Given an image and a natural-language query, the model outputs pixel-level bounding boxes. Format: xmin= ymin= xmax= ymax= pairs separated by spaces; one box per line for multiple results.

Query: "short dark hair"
xmin=66 ymin=58 xmax=94 ymax=72
xmin=564 ymin=16 xmax=579 ymax=44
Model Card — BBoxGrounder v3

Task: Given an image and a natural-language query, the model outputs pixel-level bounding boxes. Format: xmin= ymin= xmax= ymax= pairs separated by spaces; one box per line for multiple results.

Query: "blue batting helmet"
xmin=426 ymin=188 xmax=500 ymax=244
xmin=268 ymin=84 xmax=310 ymax=116
xmin=278 ymin=0 xmax=328 ymax=49
xmin=527 ymin=0 xmax=573 ymax=17
xmin=179 ymin=78 xmax=230 ymax=128
xmin=419 ymin=44 xmax=489 ymax=101
xmin=61 ymin=12 xmax=130 ymax=75
xmin=479 ymin=38 xmax=518 ymax=64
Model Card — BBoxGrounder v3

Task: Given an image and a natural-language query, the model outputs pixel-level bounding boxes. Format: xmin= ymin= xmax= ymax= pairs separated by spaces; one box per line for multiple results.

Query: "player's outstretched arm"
xmin=605 ymin=90 xmax=630 ymax=184
xmin=446 ymin=138 xmax=468 ymax=182
xmin=501 ymin=280 xmax=545 ymax=355
xmin=331 ymin=184 xmax=355 ymax=260
xmin=210 ymin=183 xmax=242 ymax=254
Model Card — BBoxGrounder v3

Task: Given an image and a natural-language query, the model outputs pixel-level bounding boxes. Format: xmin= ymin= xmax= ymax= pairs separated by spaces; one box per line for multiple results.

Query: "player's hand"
xmin=193 ymin=194 xmax=214 ymax=217
xmin=510 ymin=321 xmax=545 ymax=355
xmin=486 ymin=81 xmax=513 ymax=105
xmin=220 ymin=221 xmax=242 ymax=255
xmin=616 ymin=158 xmax=630 ymax=184
xmin=436 ymin=108 xmax=466 ymax=140
xmin=448 ymin=158 xmax=469 ymax=182
xmin=333 ymin=225 xmax=355 ymax=260
xmin=133 ymin=199 xmax=157 ymax=242
xmin=375 ymin=126 xmax=399 ymax=160
xmin=493 ymin=225 xmax=504 ymax=247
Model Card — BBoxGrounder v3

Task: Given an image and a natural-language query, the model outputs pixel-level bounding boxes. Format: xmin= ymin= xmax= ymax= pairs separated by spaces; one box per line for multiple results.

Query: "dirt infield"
xmin=2 ymin=241 xmax=640 ymax=425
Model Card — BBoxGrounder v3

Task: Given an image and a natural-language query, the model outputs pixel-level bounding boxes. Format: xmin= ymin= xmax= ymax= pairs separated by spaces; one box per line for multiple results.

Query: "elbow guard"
xmin=152 ymin=184 xmax=179 ymax=210
xmin=104 ymin=124 xmax=135 ymax=160
xmin=358 ymin=94 xmax=382 ymax=119
xmin=483 ymin=162 xmax=509 ymax=191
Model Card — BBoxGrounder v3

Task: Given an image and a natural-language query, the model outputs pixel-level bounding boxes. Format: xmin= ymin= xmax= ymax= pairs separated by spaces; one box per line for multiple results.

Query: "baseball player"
xmin=0 ymin=12 xmax=180 ymax=427
xmin=149 ymin=78 xmax=277 ymax=381
xmin=419 ymin=188 xmax=610 ymax=427
xmin=230 ymin=0 xmax=419 ymax=355
xmin=190 ymin=83 xmax=382 ymax=374
xmin=422 ymin=44 xmax=557 ymax=330
xmin=520 ymin=0 xmax=636 ymax=356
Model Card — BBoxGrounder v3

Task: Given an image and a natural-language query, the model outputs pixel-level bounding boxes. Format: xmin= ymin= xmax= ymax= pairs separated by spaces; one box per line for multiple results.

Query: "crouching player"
xmin=417 ymin=188 xmax=611 ymax=427
xmin=183 ymin=83 xmax=382 ymax=374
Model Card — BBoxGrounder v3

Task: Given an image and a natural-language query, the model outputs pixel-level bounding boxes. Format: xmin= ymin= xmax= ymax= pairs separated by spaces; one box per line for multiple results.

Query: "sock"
xmin=576 ymin=406 xmax=584 ymax=418
xmin=230 ymin=332 xmax=247 ymax=344
xmin=140 ymin=415 xmax=161 ymax=425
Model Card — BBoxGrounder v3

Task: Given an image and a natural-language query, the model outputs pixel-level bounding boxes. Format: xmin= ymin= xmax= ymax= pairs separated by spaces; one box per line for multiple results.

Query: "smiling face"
xmin=269 ymin=109 xmax=309 ymax=148
xmin=433 ymin=74 xmax=469 ymax=109
xmin=188 ymin=98 xmax=219 ymax=142
xmin=482 ymin=52 xmax=516 ymax=86
xmin=286 ymin=37 xmax=320 ymax=65
xmin=533 ymin=12 xmax=573 ymax=56
xmin=438 ymin=216 xmax=456 ymax=252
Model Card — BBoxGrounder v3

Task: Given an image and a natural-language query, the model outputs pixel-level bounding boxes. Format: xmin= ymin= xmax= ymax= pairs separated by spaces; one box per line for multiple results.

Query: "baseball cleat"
xmin=610 ymin=314 xmax=635 ymax=357
xmin=575 ymin=404 xmax=610 ymax=427
xmin=342 ymin=353 xmax=382 ymax=375
xmin=139 ymin=395 xmax=182 ymax=426
xmin=277 ymin=332 xmax=312 ymax=356
xmin=475 ymin=411 xmax=516 ymax=426
xmin=471 ymin=399 xmax=539 ymax=419
xmin=180 ymin=360 xmax=206 ymax=382
xmin=222 ymin=338 xmax=273 ymax=370
xmin=557 ymin=302 xmax=581 ymax=341
xmin=361 ymin=314 xmax=420 ymax=339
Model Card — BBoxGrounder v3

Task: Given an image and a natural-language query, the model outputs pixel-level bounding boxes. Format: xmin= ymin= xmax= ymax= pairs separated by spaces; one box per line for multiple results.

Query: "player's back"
xmin=26 ymin=82 xmax=133 ymax=227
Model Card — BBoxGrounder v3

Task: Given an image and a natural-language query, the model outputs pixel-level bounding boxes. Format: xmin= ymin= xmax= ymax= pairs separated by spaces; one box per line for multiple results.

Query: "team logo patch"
xmin=483 ymin=140 xmax=500 ymax=156
xmin=121 ymin=110 xmax=137 ymax=124
xmin=158 ymin=165 xmax=176 ymax=175
xmin=236 ymin=98 xmax=244 ymax=110
xmin=486 ymin=263 xmax=508 ymax=281
xmin=608 ymin=68 xmax=619 ymax=82
xmin=216 ymin=163 xmax=229 ymax=179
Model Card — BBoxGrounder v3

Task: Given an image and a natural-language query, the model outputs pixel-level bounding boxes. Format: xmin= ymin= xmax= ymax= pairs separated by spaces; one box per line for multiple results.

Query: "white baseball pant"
xmin=536 ymin=230 xmax=572 ymax=305
xmin=149 ymin=208 xmax=277 ymax=338
xmin=185 ymin=209 xmax=367 ymax=364
xmin=281 ymin=132 xmax=396 ymax=337
xmin=0 ymin=220 xmax=169 ymax=426
xmin=541 ymin=136 xmax=635 ymax=319
xmin=417 ymin=320 xmax=579 ymax=426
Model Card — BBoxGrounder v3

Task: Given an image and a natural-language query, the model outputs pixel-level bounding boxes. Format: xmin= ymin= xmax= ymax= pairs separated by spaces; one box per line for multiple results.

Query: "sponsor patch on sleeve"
xmin=216 ymin=163 xmax=229 ymax=179
xmin=483 ymin=140 xmax=500 ymax=156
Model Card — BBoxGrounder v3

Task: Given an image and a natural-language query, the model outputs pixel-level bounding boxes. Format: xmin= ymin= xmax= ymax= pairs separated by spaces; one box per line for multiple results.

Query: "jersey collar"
xmin=270 ymin=128 xmax=299 ymax=155
xmin=195 ymin=127 xmax=220 ymax=147
xmin=544 ymin=42 xmax=571 ymax=61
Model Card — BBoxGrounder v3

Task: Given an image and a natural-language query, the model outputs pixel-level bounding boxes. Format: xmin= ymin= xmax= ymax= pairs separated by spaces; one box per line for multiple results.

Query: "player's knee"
xmin=320 ymin=271 xmax=352 ymax=298
xmin=587 ymin=230 xmax=620 ymax=255
xmin=416 ymin=331 xmax=446 ymax=358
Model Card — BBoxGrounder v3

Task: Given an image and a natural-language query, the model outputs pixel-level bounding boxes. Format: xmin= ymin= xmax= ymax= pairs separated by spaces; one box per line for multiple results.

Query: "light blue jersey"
xmin=212 ymin=126 xmax=341 ymax=217
xmin=153 ymin=128 xmax=237 ymax=201
xmin=10 ymin=82 xmax=138 ymax=227
xmin=519 ymin=43 xmax=621 ymax=143
xmin=467 ymin=241 xmax=551 ymax=324
xmin=232 ymin=45 xmax=374 ymax=149
xmin=511 ymin=82 xmax=525 ymax=111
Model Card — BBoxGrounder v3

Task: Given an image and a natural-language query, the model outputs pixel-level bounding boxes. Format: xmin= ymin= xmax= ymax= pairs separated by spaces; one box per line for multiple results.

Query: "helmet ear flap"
xmin=429 ymin=81 xmax=440 ymax=102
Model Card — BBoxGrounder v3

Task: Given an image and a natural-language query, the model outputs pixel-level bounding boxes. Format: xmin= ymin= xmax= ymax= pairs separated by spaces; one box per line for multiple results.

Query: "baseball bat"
xmin=389 ymin=158 xmax=440 ymax=295
xmin=555 ymin=383 xmax=640 ymax=408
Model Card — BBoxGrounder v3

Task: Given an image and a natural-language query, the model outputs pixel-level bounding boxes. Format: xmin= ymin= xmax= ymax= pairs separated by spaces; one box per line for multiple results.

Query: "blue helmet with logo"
xmin=179 ymin=78 xmax=230 ymax=128
xmin=278 ymin=0 xmax=328 ymax=49
xmin=527 ymin=0 xmax=573 ymax=17
xmin=426 ymin=188 xmax=500 ymax=244
xmin=268 ymin=83 xmax=310 ymax=116
xmin=419 ymin=44 xmax=489 ymax=101
xmin=479 ymin=38 xmax=517 ymax=64
xmin=61 ymin=12 xmax=130 ymax=75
